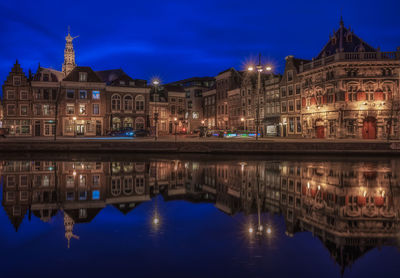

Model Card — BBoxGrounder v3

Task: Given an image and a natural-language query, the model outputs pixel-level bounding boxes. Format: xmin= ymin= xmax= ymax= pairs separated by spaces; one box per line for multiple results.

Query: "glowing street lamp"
xmin=174 ymin=117 xmax=178 ymax=143
xmin=152 ymin=79 xmax=160 ymax=141
xmin=247 ymin=53 xmax=273 ymax=140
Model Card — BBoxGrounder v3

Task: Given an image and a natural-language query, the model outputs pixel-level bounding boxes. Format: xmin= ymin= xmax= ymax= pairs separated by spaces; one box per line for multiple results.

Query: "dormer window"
xmin=129 ymin=81 xmax=135 ymax=86
xmin=119 ymin=80 xmax=125 ymax=85
xmin=13 ymin=76 xmax=21 ymax=86
xmin=79 ymin=72 xmax=87 ymax=82
xmin=43 ymin=74 xmax=49 ymax=81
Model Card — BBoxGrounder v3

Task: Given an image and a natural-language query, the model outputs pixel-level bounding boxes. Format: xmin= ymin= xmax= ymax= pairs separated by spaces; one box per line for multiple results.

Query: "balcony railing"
xmin=299 ymin=51 xmax=400 ymax=73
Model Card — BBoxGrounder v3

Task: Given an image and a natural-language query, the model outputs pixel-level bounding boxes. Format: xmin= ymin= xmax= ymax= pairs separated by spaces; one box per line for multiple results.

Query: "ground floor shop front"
xmin=302 ymin=109 xmax=398 ymax=140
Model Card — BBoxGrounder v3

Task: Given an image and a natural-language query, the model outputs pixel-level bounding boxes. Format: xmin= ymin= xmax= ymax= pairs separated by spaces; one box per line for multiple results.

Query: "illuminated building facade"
xmin=168 ymin=77 xmax=215 ymax=133
xmin=202 ymin=88 xmax=216 ymax=129
xmin=96 ymin=69 xmax=149 ymax=132
xmin=297 ymin=18 xmax=400 ymax=139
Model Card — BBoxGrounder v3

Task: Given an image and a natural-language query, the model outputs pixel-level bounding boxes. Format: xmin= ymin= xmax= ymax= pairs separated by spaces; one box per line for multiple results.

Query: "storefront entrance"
xmin=362 ymin=117 xmax=376 ymax=139
xmin=34 ymin=121 xmax=41 ymax=136
xmin=315 ymin=120 xmax=325 ymax=139
xmin=76 ymin=124 xmax=85 ymax=136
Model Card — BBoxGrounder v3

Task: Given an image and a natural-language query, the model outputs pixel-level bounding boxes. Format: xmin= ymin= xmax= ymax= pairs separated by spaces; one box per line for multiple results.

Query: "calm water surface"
xmin=0 ymin=155 xmax=399 ymax=278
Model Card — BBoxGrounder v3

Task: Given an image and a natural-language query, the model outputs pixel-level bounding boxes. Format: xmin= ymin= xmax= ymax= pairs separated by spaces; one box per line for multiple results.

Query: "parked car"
xmin=107 ymin=128 xmax=134 ymax=137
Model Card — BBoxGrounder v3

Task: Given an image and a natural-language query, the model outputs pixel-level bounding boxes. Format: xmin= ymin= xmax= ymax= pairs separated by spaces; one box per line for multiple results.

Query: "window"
xmin=281 ymin=87 xmax=286 ymax=97
xmin=52 ymin=89 xmax=57 ymax=100
xmin=66 ymin=90 xmax=74 ymax=99
xmin=135 ymin=117 xmax=145 ymax=129
xmin=186 ymin=91 xmax=190 ymax=98
xmin=79 ymin=72 xmax=87 ymax=82
xmin=43 ymin=105 xmax=50 ymax=116
xmin=92 ymin=91 xmax=100 ymax=99
xmin=79 ymin=90 xmax=87 ymax=99
xmin=79 ymin=191 xmax=87 ymax=200
xmin=119 ymin=80 xmax=125 ymax=85
xmin=7 ymin=91 xmax=15 ymax=100
xmin=112 ymin=94 xmax=121 ymax=111
xmin=92 ymin=190 xmax=100 ymax=200
xmin=79 ymin=175 xmax=86 ymax=187
xmin=288 ymin=86 xmax=293 ymax=96
xmin=289 ymin=117 xmax=295 ymax=133
xmin=287 ymin=71 xmax=293 ymax=82
xmin=66 ymin=192 xmax=74 ymax=201
xmin=288 ymin=100 xmax=294 ymax=112
xmin=295 ymin=99 xmax=301 ymax=111
xmin=93 ymin=104 xmax=99 ymax=115
xmin=43 ymin=74 xmax=49 ymax=81
xmin=13 ymin=76 xmax=21 ymax=86
xmin=79 ymin=104 xmax=86 ymax=115
xmin=347 ymin=120 xmax=355 ymax=134
xmin=281 ymin=102 xmax=287 ymax=113
xmin=296 ymin=117 xmax=301 ymax=133
xmin=92 ymin=175 xmax=100 ymax=187
xmin=43 ymin=89 xmax=50 ymax=100
xmin=66 ymin=176 xmax=74 ymax=188
xmin=295 ymin=85 xmax=300 ymax=95
xmin=66 ymin=104 xmax=75 ymax=115
xmin=124 ymin=95 xmax=133 ymax=111
xmin=20 ymin=105 xmax=28 ymax=116
xmin=20 ymin=91 xmax=28 ymax=100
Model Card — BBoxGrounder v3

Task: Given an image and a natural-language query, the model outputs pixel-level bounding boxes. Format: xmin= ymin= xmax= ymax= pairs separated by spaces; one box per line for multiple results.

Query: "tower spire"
xmin=62 ymin=26 xmax=77 ymax=76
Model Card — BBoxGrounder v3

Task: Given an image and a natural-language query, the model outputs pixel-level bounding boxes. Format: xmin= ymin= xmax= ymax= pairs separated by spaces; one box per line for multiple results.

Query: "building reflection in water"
xmin=1 ymin=158 xmax=399 ymax=270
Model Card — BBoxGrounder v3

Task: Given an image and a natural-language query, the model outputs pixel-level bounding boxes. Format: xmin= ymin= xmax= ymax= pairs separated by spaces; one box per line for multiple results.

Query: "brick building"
xmin=96 ymin=69 xmax=149 ymax=133
xmin=202 ymin=88 xmax=216 ymax=129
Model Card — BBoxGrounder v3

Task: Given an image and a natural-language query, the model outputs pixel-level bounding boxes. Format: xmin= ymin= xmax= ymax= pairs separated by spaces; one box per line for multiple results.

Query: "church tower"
xmin=62 ymin=27 xmax=78 ymax=76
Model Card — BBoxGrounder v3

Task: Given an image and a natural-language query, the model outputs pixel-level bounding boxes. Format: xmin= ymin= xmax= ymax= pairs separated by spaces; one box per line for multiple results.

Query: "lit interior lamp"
xmin=306 ymin=106 xmax=310 ymax=110
xmin=73 ymin=170 xmax=77 ymax=177
xmin=72 ymin=116 xmax=77 ymax=121
xmin=307 ymin=182 xmax=310 ymax=189
xmin=317 ymin=185 xmax=321 ymax=191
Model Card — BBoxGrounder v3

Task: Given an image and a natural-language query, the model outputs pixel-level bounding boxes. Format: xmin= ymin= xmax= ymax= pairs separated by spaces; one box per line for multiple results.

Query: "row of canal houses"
xmin=1 ymin=18 xmax=400 ymax=139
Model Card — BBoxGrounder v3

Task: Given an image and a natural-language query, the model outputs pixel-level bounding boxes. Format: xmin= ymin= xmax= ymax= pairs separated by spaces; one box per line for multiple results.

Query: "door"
xmin=363 ymin=117 xmax=376 ymax=139
xmin=76 ymin=124 xmax=85 ymax=136
xmin=34 ymin=121 xmax=41 ymax=136
xmin=316 ymin=126 xmax=325 ymax=138
xmin=96 ymin=121 xmax=102 ymax=136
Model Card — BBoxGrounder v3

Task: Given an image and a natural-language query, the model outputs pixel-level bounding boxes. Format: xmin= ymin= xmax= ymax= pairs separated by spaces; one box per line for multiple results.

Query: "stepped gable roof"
xmin=63 ymin=66 xmax=103 ymax=83
xmin=316 ymin=17 xmax=376 ymax=59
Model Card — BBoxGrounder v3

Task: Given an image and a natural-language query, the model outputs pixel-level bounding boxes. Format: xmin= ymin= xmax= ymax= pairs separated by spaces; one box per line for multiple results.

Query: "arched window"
xmin=112 ymin=117 xmax=121 ymax=131
xmin=112 ymin=94 xmax=121 ymax=111
xmin=135 ymin=95 xmax=145 ymax=111
xmin=123 ymin=177 xmax=133 ymax=195
xmin=135 ymin=176 xmax=145 ymax=194
xmin=124 ymin=95 xmax=133 ymax=111
xmin=123 ymin=117 xmax=133 ymax=128
xmin=135 ymin=117 xmax=145 ymax=130
xmin=111 ymin=178 xmax=121 ymax=196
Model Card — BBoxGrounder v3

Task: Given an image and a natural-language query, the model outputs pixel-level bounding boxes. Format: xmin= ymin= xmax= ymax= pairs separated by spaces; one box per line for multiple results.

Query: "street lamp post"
xmin=174 ymin=117 xmax=178 ymax=143
xmin=72 ymin=117 xmax=77 ymax=138
xmin=248 ymin=53 xmax=272 ymax=140
xmin=153 ymin=80 xmax=160 ymax=141
xmin=241 ymin=117 xmax=245 ymax=132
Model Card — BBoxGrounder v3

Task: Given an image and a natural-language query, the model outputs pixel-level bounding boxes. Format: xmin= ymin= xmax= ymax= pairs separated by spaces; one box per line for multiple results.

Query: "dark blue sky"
xmin=1 ymin=0 xmax=399 ymax=94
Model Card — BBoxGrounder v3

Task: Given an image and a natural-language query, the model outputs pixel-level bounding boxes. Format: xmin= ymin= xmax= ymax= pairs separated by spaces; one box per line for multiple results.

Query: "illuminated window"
xmin=124 ymin=95 xmax=133 ymax=110
xmin=79 ymin=72 xmax=87 ymax=82
xmin=92 ymin=190 xmax=100 ymax=200
xmin=112 ymin=94 xmax=121 ymax=111
xmin=20 ymin=105 xmax=28 ymax=116
xmin=66 ymin=104 xmax=75 ymax=115
xmin=135 ymin=95 xmax=144 ymax=111
xmin=79 ymin=104 xmax=86 ymax=115
xmin=92 ymin=91 xmax=100 ymax=99
xmin=79 ymin=90 xmax=87 ymax=99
